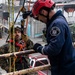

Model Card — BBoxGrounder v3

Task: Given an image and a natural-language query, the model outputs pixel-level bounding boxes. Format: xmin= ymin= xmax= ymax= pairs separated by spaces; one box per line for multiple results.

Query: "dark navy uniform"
xmin=36 ymin=10 xmax=75 ymax=75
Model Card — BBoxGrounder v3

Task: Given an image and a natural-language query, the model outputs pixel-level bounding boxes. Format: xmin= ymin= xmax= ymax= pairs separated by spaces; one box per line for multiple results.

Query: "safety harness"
xmin=8 ymin=39 xmax=26 ymax=68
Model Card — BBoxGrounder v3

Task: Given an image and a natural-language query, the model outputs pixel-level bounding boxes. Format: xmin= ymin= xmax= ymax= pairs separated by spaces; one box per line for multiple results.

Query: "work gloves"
xmin=33 ymin=43 xmax=42 ymax=53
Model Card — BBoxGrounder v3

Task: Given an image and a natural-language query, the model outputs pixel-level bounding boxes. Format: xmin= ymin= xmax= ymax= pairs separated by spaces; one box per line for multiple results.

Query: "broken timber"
xmin=6 ymin=64 xmax=50 ymax=75
xmin=0 ymin=49 xmax=35 ymax=58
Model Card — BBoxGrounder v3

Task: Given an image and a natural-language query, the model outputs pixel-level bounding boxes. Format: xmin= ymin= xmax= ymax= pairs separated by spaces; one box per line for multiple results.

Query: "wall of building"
xmin=0 ymin=0 xmax=75 ymax=38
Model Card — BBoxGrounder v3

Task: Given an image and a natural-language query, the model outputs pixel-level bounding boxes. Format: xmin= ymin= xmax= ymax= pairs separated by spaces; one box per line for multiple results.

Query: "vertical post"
xmin=11 ymin=0 xmax=16 ymax=71
xmin=8 ymin=0 xmax=12 ymax=72
xmin=8 ymin=0 xmax=15 ymax=72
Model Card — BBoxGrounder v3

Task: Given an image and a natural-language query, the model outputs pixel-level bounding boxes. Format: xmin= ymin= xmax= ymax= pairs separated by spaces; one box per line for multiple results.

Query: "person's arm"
xmin=33 ymin=22 xmax=65 ymax=56
xmin=26 ymin=39 xmax=34 ymax=50
xmin=0 ymin=43 xmax=9 ymax=72
xmin=0 ymin=43 xmax=9 ymax=54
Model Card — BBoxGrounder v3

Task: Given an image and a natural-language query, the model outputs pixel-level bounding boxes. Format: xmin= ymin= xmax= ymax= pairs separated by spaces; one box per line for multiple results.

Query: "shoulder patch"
xmin=50 ymin=27 xmax=60 ymax=36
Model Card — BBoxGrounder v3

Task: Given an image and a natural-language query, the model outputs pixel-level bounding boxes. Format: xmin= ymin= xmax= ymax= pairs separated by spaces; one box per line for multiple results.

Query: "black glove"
xmin=33 ymin=43 xmax=42 ymax=52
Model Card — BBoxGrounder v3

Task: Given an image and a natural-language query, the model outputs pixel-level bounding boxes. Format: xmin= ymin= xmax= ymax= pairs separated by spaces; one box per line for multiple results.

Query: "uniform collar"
xmin=46 ymin=10 xmax=64 ymax=28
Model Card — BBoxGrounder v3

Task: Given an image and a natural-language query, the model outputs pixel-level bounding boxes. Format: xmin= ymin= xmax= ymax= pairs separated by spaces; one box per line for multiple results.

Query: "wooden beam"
xmin=0 ymin=49 xmax=35 ymax=58
xmin=6 ymin=64 xmax=50 ymax=75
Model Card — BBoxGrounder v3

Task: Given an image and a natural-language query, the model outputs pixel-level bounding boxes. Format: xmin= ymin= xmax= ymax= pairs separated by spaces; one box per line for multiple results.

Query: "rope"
xmin=8 ymin=39 xmax=27 ymax=71
xmin=25 ymin=0 xmax=31 ymax=34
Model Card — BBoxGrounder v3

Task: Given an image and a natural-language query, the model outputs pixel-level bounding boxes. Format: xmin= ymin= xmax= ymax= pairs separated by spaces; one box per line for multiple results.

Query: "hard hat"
xmin=14 ymin=24 xmax=21 ymax=28
xmin=32 ymin=0 xmax=55 ymax=17
xmin=11 ymin=25 xmax=21 ymax=33
xmin=14 ymin=25 xmax=21 ymax=32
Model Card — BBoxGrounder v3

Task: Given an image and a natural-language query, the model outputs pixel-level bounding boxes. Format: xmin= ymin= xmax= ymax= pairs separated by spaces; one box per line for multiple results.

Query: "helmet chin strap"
xmin=39 ymin=6 xmax=53 ymax=23
xmin=39 ymin=4 xmax=55 ymax=23
xmin=39 ymin=10 xmax=50 ymax=23
xmin=45 ymin=8 xmax=52 ymax=23
xmin=47 ymin=11 xmax=50 ymax=23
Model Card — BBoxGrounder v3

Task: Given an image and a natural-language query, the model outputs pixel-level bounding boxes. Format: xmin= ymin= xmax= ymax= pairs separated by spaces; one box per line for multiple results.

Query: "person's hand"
xmin=33 ymin=43 xmax=42 ymax=52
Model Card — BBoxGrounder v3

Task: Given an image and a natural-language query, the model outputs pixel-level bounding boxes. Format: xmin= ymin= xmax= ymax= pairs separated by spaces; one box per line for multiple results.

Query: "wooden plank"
xmin=6 ymin=64 xmax=50 ymax=75
xmin=0 ymin=49 xmax=35 ymax=58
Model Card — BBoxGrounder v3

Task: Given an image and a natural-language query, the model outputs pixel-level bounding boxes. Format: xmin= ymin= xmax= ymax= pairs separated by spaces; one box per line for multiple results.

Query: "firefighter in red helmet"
xmin=32 ymin=0 xmax=55 ymax=23
xmin=32 ymin=0 xmax=54 ymax=17
xmin=31 ymin=0 xmax=75 ymax=75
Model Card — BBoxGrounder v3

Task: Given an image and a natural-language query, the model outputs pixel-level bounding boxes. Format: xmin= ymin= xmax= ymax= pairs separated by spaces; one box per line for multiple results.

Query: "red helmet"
xmin=32 ymin=0 xmax=55 ymax=17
